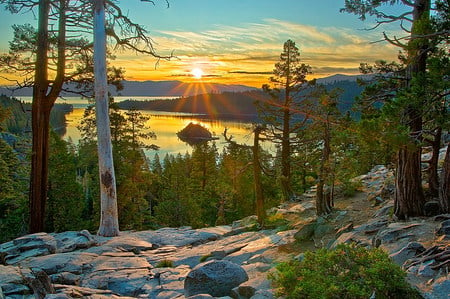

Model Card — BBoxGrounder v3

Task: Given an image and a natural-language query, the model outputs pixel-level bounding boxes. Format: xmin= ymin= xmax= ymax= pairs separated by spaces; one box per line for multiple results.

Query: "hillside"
xmin=0 ymin=163 xmax=448 ymax=298
xmin=117 ymin=80 xmax=364 ymax=120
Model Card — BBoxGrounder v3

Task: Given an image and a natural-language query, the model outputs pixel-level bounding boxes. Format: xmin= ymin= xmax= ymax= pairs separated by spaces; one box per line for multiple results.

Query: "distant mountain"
xmin=0 ymin=80 xmax=258 ymax=98
xmin=316 ymin=74 xmax=371 ymax=84
xmin=0 ymin=74 xmax=371 ymax=98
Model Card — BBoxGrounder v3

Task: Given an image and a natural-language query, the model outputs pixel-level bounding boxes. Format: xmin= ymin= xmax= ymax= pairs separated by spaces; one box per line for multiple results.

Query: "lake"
xmin=64 ymin=108 xmax=271 ymax=160
xmin=18 ymin=96 xmax=273 ymax=159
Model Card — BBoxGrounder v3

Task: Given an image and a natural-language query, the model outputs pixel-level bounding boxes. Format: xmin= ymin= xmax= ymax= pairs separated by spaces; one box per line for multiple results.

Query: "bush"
xmin=270 ymin=243 xmax=422 ymax=299
xmin=155 ymin=259 xmax=174 ymax=268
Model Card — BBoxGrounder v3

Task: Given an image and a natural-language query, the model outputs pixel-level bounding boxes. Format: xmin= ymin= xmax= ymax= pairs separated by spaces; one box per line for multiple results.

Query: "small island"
xmin=177 ymin=122 xmax=219 ymax=145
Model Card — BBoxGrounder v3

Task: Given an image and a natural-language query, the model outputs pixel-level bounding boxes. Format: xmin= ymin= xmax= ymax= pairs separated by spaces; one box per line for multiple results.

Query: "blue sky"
xmin=0 ymin=0 xmax=405 ymax=86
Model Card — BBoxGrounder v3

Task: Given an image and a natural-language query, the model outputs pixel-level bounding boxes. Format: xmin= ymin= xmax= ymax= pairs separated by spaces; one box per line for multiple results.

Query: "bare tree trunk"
xmin=29 ymin=0 xmax=51 ymax=233
xmin=94 ymin=0 xmax=119 ymax=237
xmin=253 ymin=126 xmax=265 ymax=226
xmin=439 ymin=144 xmax=450 ymax=213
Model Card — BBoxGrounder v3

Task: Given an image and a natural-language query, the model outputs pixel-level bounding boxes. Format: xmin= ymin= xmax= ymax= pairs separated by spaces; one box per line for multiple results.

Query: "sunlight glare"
xmin=191 ymin=67 xmax=204 ymax=79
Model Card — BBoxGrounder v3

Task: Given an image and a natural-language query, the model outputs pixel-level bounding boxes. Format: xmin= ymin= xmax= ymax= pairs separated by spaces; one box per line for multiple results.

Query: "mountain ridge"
xmin=0 ymin=74 xmax=368 ymax=98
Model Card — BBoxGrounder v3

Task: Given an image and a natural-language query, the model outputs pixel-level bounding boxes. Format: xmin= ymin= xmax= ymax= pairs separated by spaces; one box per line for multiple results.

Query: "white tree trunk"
xmin=93 ymin=0 xmax=119 ymax=237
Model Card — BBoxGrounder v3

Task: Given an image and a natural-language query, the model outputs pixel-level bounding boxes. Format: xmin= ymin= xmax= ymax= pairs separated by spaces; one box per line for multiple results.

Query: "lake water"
xmin=18 ymin=96 xmax=273 ymax=159
xmin=65 ymin=108 xmax=263 ymax=159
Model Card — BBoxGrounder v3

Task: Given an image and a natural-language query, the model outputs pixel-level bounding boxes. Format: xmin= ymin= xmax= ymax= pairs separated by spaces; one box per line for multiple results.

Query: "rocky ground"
xmin=1 ymin=164 xmax=449 ymax=299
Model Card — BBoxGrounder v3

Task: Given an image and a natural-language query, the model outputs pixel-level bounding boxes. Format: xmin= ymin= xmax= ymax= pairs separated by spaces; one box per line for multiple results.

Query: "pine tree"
xmin=258 ymin=39 xmax=313 ymax=201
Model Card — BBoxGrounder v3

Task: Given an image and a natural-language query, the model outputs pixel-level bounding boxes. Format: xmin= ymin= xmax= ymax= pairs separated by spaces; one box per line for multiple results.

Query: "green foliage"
xmin=155 ymin=259 xmax=174 ymax=268
xmin=46 ymin=132 xmax=85 ymax=232
xmin=199 ymin=254 xmax=212 ymax=263
xmin=0 ymin=137 xmax=28 ymax=242
xmin=270 ymin=243 xmax=421 ymax=299
xmin=77 ymin=100 xmax=159 ymax=231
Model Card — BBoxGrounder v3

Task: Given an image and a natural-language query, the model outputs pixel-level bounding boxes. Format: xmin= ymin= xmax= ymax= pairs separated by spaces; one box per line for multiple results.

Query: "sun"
xmin=191 ymin=67 xmax=204 ymax=79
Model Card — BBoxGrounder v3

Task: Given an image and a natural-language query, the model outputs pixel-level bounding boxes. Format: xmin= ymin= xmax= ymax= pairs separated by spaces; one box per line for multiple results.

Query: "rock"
xmin=423 ymin=276 xmax=450 ymax=299
xmin=0 ymin=233 xmax=57 ymax=264
xmin=81 ymin=268 xmax=154 ymax=297
xmin=373 ymin=223 xmax=423 ymax=246
xmin=20 ymin=252 xmax=98 ymax=275
xmin=184 ymin=260 xmax=248 ymax=297
xmin=314 ymin=223 xmax=334 ymax=239
xmin=232 ymin=216 xmax=259 ymax=232
xmin=0 ymin=265 xmax=30 ymax=296
xmin=53 ymin=230 xmax=96 ymax=253
xmin=417 ymin=260 xmax=436 ymax=278
xmin=231 ymin=285 xmax=255 ymax=298
xmin=50 ymin=272 xmax=80 ymax=285
xmin=187 ymin=295 xmax=214 ymax=299
xmin=389 ymin=242 xmax=425 ymax=266
xmin=373 ymin=202 xmax=394 ymax=218
xmin=433 ymin=214 xmax=450 ymax=222
xmin=153 ymin=290 xmax=184 ymax=298
xmin=294 ymin=222 xmax=316 ymax=241
xmin=250 ymin=290 xmax=274 ymax=299
xmin=134 ymin=227 xmax=221 ymax=247
xmin=44 ymin=294 xmax=72 ymax=299
xmin=436 ymin=219 xmax=450 ymax=237
xmin=336 ymin=223 xmax=353 ymax=237
xmin=424 ymin=201 xmax=441 ymax=217
xmin=355 ymin=218 xmax=389 ymax=235
xmin=101 ymin=233 xmax=155 ymax=253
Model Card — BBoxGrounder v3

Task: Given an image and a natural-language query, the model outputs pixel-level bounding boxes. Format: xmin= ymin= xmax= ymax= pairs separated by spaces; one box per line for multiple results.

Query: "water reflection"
xmin=64 ymin=108 xmax=260 ymax=160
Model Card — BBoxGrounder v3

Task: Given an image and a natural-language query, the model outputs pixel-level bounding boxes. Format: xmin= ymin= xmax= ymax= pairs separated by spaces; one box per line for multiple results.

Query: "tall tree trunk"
xmin=29 ymin=0 xmax=50 ymax=233
xmin=316 ymin=117 xmax=332 ymax=216
xmin=439 ymin=144 xmax=450 ymax=213
xmin=94 ymin=0 xmax=119 ymax=237
xmin=428 ymin=127 xmax=442 ymax=197
xmin=253 ymin=126 xmax=265 ymax=226
xmin=394 ymin=0 xmax=429 ymax=219
xmin=281 ymin=107 xmax=292 ymax=201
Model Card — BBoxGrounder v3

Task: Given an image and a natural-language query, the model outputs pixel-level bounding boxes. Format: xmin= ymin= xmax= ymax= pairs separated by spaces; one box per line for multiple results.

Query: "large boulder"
xmin=184 ymin=260 xmax=248 ymax=297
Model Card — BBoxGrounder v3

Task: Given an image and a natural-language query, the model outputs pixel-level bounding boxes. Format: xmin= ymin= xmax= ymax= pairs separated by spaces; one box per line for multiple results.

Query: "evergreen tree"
xmin=343 ymin=0 xmax=449 ymax=218
xmin=258 ymin=39 xmax=314 ymax=201
xmin=47 ymin=132 xmax=84 ymax=232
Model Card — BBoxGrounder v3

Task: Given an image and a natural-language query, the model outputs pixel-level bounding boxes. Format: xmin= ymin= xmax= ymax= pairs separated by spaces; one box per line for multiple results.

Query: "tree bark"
xmin=29 ymin=0 xmax=51 ymax=233
xmin=253 ymin=126 xmax=266 ymax=226
xmin=428 ymin=127 xmax=442 ymax=197
xmin=94 ymin=0 xmax=119 ymax=237
xmin=439 ymin=144 xmax=450 ymax=213
xmin=316 ymin=115 xmax=332 ymax=216
xmin=395 ymin=145 xmax=425 ymax=218
xmin=394 ymin=0 xmax=430 ymax=219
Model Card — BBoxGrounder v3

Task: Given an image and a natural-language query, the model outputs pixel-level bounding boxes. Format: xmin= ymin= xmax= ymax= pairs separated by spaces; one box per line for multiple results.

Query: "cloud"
xmin=228 ymin=70 xmax=273 ymax=75
xmin=109 ymin=18 xmax=400 ymax=86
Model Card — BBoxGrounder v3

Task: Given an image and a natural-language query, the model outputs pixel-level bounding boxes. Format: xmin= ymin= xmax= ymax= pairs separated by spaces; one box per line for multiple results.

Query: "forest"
xmin=0 ymin=0 xmax=448 ymax=242
xmin=0 ymin=0 xmax=449 ymax=298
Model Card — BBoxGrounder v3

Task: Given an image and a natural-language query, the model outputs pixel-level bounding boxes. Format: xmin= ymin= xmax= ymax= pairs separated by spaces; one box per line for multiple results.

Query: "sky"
xmin=0 ymin=0 xmax=405 ymax=87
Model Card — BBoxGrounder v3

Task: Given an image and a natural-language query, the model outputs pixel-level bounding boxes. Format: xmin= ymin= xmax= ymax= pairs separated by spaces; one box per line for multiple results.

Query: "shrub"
xmin=270 ymin=243 xmax=422 ymax=299
xmin=155 ymin=259 xmax=174 ymax=268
